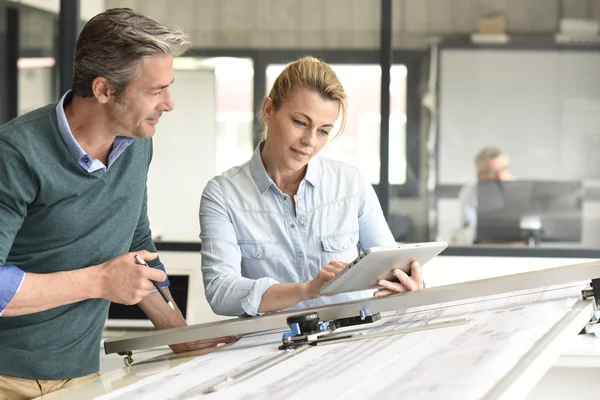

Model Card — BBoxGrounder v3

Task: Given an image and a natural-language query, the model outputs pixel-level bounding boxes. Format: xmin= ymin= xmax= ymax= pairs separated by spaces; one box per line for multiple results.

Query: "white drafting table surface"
xmin=42 ymin=283 xmax=593 ymax=400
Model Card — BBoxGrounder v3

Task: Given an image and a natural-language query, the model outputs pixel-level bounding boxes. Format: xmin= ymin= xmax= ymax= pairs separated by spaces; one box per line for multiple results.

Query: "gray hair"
xmin=71 ymin=8 xmax=191 ymax=98
xmin=474 ymin=146 xmax=507 ymax=171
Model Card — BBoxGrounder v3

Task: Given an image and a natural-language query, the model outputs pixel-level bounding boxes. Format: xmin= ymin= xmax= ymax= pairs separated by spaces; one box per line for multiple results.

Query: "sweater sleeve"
xmin=0 ymin=139 xmax=38 ymax=314
xmin=128 ymin=138 xmax=168 ymax=287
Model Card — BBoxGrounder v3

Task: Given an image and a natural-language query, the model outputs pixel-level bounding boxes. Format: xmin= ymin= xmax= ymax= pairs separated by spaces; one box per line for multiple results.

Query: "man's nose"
xmin=161 ymin=88 xmax=175 ymax=112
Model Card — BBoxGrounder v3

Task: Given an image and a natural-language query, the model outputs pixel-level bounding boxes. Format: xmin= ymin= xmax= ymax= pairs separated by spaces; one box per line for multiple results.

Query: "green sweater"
xmin=0 ymin=104 xmax=160 ymax=379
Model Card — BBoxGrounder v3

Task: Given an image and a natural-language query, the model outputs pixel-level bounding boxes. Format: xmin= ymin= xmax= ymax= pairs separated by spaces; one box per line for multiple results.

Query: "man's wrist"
xmin=85 ymin=265 xmax=105 ymax=300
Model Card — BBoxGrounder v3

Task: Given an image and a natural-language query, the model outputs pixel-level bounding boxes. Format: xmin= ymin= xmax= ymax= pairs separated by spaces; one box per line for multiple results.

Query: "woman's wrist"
xmin=299 ymin=281 xmax=319 ymax=301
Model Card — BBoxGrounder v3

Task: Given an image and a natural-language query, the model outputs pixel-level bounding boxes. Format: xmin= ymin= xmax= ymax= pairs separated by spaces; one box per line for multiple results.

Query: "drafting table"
xmin=38 ymin=261 xmax=600 ymax=400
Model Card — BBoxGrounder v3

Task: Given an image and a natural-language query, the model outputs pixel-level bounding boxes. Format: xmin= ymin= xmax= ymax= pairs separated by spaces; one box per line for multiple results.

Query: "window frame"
xmin=184 ymin=48 xmax=425 ymax=199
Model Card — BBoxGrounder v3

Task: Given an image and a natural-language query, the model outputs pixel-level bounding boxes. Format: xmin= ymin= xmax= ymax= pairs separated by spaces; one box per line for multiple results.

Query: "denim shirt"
xmin=200 ymin=144 xmax=396 ymax=316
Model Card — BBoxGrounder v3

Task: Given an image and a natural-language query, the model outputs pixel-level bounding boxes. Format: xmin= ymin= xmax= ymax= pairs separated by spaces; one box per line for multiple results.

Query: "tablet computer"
xmin=318 ymin=241 xmax=448 ymax=296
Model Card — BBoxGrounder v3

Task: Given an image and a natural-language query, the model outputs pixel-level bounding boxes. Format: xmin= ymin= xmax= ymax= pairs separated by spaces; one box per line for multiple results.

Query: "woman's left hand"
xmin=373 ymin=261 xmax=423 ymax=297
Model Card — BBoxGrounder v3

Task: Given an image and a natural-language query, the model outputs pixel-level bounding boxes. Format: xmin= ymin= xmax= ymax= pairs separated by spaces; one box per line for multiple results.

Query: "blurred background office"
xmin=1 ymin=0 xmax=599 ymax=253
xmin=3 ymin=4 xmax=600 ymax=388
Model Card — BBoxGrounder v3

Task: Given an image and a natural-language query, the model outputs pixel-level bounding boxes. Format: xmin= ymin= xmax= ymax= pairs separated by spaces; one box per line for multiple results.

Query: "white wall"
xmin=439 ymin=49 xmax=600 ymax=185
xmin=147 ymin=68 xmax=216 ymax=243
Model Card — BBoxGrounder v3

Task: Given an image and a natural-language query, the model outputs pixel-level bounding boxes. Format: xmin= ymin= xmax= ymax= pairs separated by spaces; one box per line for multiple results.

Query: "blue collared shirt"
xmin=56 ymin=92 xmax=133 ymax=173
xmin=0 ymin=91 xmax=136 ymax=316
xmin=200 ymin=144 xmax=397 ymax=316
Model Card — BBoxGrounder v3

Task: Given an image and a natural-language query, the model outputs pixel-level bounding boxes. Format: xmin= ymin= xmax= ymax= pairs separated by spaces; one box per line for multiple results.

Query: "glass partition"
xmin=435 ymin=47 xmax=600 ymax=252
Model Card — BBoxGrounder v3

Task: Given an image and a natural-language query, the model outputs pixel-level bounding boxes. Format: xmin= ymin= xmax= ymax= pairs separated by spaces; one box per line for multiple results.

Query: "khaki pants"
xmin=0 ymin=372 xmax=100 ymax=400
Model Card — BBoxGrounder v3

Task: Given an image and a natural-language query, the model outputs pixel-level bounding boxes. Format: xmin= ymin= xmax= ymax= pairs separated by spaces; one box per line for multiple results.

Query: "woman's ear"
xmin=261 ymin=96 xmax=274 ymax=123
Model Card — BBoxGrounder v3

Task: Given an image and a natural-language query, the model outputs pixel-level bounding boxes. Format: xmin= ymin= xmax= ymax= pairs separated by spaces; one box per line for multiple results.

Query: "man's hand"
xmin=303 ymin=261 xmax=347 ymax=299
xmin=137 ymin=286 xmax=238 ymax=354
xmin=169 ymin=336 xmax=238 ymax=354
xmin=374 ymin=261 xmax=423 ymax=297
xmin=95 ymin=250 xmax=166 ymax=305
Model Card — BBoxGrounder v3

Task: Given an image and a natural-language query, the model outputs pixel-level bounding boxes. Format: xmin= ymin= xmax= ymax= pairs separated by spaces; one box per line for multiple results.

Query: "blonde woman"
xmin=200 ymin=56 xmax=423 ymax=316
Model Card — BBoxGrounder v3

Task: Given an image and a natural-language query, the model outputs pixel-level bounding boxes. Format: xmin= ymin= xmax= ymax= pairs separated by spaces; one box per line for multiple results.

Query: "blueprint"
xmin=94 ymin=283 xmax=590 ymax=400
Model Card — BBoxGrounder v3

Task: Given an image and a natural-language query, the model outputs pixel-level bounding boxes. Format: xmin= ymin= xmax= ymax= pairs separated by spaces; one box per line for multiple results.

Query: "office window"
xmin=176 ymin=57 xmax=254 ymax=174
xmin=18 ymin=58 xmax=55 ymax=116
xmin=357 ymin=113 xmax=407 ymax=184
xmin=266 ymin=64 xmax=407 ymax=185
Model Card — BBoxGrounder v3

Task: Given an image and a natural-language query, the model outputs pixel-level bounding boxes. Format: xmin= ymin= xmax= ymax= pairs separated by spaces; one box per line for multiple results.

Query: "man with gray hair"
xmin=0 ymin=8 xmax=232 ymax=398
xmin=456 ymin=146 xmax=511 ymax=243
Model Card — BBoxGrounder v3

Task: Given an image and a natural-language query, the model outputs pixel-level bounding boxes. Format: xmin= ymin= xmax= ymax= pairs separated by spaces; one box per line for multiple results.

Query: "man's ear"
xmin=261 ymin=96 xmax=274 ymax=123
xmin=91 ymin=77 xmax=114 ymax=104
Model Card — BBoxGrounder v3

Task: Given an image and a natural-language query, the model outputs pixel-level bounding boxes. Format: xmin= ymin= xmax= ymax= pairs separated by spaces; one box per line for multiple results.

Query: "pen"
xmin=135 ymin=255 xmax=175 ymax=310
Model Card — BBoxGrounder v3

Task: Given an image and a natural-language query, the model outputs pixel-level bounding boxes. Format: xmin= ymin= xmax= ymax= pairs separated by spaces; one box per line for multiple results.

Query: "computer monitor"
xmin=476 ymin=180 xmax=583 ymax=244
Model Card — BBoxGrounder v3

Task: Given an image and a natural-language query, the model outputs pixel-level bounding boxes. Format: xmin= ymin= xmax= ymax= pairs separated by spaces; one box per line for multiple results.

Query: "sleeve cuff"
xmin=240 ymin=277 xmax=279 ymax=316
xmin=153 ymin=264 xmax=170 ymax=289
xmin=0 ymin=265 xmax=26 ymax=316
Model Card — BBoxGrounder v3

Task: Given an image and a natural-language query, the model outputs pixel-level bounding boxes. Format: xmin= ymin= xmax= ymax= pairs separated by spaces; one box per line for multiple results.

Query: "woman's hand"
xmin=374 ymin=261 xmax=423 ymax=297
xmin=303 ymin=261 xmax=348 ymax=299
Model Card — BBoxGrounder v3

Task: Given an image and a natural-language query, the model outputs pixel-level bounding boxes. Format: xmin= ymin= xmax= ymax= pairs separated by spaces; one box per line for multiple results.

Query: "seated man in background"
xmin=454 ymin=146 xmax=511 ymax=244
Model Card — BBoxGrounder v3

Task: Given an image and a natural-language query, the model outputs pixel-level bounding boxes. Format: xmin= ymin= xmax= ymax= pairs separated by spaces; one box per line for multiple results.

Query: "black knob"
xmin=286 ymin=312 xmax=320 ymax=335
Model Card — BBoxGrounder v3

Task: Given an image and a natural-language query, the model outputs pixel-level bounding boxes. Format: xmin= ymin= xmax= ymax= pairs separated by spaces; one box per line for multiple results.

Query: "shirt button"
xmin=256 ymin=253 xmax=262 ymax=258
xmin=291 ymin=223 xmax=295 ymax=228
xmin=84 ymin=157 xmax=90 ymax=163
xmin=283 ymin=197 xmax=288 ymax=201
xmin=301 ymin=223 xmax=306 ymax=228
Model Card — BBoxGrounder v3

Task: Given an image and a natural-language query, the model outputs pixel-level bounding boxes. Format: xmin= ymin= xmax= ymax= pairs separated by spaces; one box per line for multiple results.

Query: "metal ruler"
xmin=104 ymin=260 xmax=600 ymax=356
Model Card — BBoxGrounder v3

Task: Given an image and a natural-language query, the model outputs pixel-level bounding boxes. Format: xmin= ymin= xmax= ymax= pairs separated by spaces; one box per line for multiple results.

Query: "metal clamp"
xmin=581 ymin=278 xmax=600 ymax=308
xmin=118 ymin=351 xmax=134 ymax=367
xmin=279 ymin=310 xmax=381 ymax=350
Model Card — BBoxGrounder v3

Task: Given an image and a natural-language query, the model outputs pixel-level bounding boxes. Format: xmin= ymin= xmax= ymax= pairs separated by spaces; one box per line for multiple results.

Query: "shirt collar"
xmin=55 ymin=90 xmax=134 ymax=173
xmin=250 ymin=142 xmax=275 ymax=194
xmin=56 ymin=91 xmax=91 ymax=169
xmin=250 ymin=141 xmax=320 ymax=194
xmin=304 ymin=155 xmax=320 ymax=188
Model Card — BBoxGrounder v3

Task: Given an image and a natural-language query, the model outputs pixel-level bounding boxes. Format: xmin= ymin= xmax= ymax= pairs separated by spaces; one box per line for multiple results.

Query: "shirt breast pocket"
xmin=319 ymin=231 xmax=360 ymax=268
xmin=239 ymin=241 xmax=282 ymax=281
